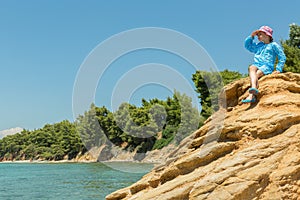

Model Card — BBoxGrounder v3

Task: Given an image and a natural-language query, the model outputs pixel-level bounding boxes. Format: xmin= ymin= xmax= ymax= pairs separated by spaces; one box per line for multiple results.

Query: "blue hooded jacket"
xmin=245 ymin=36 xmax=286 ymax=74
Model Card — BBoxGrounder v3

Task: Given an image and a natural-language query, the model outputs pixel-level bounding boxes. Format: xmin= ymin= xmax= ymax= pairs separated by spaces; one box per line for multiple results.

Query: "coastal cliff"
xmin=106 ymin=72 xmax=300 ymax=200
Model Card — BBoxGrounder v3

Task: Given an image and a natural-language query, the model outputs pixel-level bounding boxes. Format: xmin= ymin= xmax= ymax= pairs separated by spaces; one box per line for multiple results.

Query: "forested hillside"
xmin=0 ymin=70 xmax=243 ymax=162
xmin=0 ymin=92 xmax=200 ymax=161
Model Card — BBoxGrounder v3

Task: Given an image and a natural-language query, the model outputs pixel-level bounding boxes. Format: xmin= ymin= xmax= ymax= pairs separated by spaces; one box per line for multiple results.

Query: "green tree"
xmin=151 ymin=91 xmax=200 ymax=148
xmin=149 ymin=104 xmax=167 ymax=131
xmin=192 ymin=69 xmax=245 ymax=125
xmin=113 ymin=103 xmax=134 ymax=146
xmin=75 ymin=103 xmax=107 ymax=149
xmin=0 ymin=119 xmax=85 ymax=161
xmin=174 ymin=91 xmax=200 ymax=144
xmin=95 ymin=106 xmax=123 ymax=146
xmin=282 ymin=23 xmax=300 ymax=73
xmin=54 ymin=120 xmax=85 ymax=159
xmin=114 ymin=102 xmax=157 ymax=151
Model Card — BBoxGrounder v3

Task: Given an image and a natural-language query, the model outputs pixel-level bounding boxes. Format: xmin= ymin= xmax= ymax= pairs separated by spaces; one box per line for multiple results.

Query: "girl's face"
xmin=257 ymin=32 xmax=271 ymax=43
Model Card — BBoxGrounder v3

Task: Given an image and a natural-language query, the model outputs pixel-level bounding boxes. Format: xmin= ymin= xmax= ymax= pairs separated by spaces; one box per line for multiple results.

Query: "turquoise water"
xmin=0 ymin=162 xmax=153 ymax=200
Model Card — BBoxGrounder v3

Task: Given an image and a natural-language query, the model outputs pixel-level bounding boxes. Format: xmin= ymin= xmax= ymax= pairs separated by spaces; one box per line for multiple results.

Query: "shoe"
xmin=241 ymin=97 xmax=256 ymax=103
xmin=249 ymin=88 xmax=259 ymax=95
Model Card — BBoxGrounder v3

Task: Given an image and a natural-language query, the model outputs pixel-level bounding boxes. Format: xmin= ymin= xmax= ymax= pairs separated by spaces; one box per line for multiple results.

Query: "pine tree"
xmin=192 ymin=69 xmax=245 ymax=125
xmin=282 ymin=23 xmax=300 ymax=73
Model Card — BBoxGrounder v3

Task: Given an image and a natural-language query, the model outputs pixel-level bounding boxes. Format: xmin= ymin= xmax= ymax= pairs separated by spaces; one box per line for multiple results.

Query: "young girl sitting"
xmin=242 ymin=25 xmax=286 ymax=103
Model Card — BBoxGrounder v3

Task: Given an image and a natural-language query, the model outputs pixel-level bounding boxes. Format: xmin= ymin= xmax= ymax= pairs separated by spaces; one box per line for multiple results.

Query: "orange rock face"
xmin=106 ymin=72 xmax=300 ymax=200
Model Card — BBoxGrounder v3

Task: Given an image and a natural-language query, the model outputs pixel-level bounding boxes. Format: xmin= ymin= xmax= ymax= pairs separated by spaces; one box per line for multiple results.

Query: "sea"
xmin=0 ymin=162 xmax=154 ymax=200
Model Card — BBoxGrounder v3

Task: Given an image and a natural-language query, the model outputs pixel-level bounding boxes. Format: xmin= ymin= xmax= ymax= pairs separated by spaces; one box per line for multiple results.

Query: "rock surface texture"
xmin=106 ymin=72 xmax=300 ymax=200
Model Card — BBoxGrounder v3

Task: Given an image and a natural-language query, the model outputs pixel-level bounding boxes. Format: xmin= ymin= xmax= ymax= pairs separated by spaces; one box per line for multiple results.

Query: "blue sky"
xmin=0 ymin=0 xmax=299 ymax=131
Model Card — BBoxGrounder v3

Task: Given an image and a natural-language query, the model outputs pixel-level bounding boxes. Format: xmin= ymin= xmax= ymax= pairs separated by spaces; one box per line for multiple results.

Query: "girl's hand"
xmin=272 ymin=71 xmax=280 ymax=74
xmin=251 ymin=30 xmax=258 ymax=37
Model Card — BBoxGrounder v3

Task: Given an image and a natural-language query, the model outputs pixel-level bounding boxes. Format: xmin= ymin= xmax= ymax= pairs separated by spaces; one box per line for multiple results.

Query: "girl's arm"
xmin=273 ymin=43 xmax=286 ymax=73
xmin=244 ymin=35 xmax=259 ymax=53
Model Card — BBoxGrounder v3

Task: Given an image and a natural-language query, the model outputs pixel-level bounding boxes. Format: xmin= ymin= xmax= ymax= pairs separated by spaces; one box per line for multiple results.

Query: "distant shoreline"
xmin=0 ymin=160 xmax=97 ymax=164
xmin=0 ymin=159 xmax=157 ymax=164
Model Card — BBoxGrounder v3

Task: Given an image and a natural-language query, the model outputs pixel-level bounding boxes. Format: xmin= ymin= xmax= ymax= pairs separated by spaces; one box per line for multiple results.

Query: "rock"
xmin=106 ymin=72 xmax=300 ymax=200
xmin=79 ymin=141 xmax=178 ymax=164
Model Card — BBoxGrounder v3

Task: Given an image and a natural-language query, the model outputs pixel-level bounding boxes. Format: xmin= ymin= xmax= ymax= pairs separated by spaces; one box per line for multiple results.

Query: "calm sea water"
xmin=0 ymin=162 xmax=154 ymax=200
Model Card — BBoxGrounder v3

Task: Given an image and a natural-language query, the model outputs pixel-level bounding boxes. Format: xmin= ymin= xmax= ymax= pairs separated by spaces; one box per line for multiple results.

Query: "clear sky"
xmin=0 ymin=0 xmax=299 ymax=131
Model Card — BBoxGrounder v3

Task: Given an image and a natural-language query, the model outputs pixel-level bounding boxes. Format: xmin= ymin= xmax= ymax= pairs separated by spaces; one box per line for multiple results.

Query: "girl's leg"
xmin=249 ymin=65 xmax=259 ymax=88
xmin=244 ymin=66 xmax=264 ymax=101
xmin=256 ymin=70 xmax=264 ymax=83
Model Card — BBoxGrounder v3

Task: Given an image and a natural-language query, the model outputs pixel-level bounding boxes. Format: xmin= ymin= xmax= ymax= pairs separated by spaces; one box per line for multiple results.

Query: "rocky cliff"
xmin=106 ymin=72 xmax=300 ymax=200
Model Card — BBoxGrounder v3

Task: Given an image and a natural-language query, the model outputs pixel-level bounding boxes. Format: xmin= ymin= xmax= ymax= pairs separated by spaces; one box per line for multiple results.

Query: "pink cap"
xmin=258 ymin=26 xmax=273 ymax=38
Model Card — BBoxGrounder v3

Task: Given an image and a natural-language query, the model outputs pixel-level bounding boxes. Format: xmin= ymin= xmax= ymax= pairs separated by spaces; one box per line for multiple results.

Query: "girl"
xmin=242 ymin=25 xmax=286 ymax=103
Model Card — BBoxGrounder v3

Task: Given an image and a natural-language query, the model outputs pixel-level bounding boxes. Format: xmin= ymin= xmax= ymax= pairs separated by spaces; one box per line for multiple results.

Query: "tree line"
xmin=0 ymin=92 xmax=202 ymax=161
xmin=0 ymin=71 xmax=244 ymax=161
xmin=0 ymin=120 xmax=84 ymax=161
